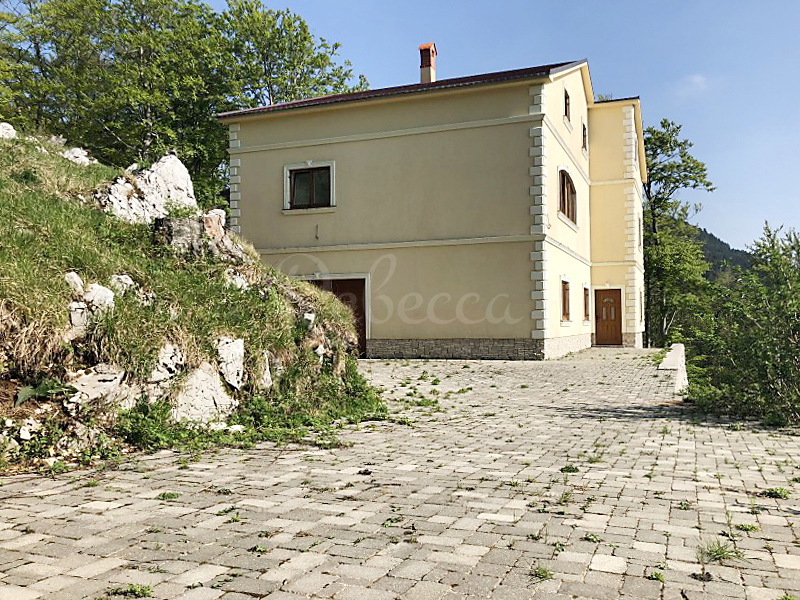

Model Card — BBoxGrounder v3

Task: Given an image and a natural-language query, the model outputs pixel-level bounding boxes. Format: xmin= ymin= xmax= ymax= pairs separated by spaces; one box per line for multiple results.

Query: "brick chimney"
xmin=419 ymin=42 xmax=437 ymax=83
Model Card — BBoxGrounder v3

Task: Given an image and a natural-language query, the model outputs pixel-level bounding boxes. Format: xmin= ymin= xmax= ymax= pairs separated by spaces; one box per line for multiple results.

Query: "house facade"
xmin=218 ymin=46 xmax=646 ymax=359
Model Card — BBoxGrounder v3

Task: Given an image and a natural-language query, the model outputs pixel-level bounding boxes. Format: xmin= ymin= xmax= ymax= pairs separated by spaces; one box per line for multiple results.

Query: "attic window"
xmin=284 ymin=161 xmax=335 ymax=210
xmin=564 ymin=90 xmax=571 ymax=121
xmin=582 ymin=123 xmax=588 ymax=150
xmin=559 ymin=170 xmax=577 ymax=224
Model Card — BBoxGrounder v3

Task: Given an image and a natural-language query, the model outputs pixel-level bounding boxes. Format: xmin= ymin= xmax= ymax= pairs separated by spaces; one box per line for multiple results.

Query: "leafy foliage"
xmin=643 ymin=119 xmax=714 ymax=347
xmin=688 ymin=227 xmax=800 ymax=423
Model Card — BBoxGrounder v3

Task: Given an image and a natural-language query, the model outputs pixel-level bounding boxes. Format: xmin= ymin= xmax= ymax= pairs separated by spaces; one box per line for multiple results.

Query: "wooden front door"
xmin=595 ymin=289 xmax=623 ymax=346
xmin=311 ymin=278 xmax=367 ymax=357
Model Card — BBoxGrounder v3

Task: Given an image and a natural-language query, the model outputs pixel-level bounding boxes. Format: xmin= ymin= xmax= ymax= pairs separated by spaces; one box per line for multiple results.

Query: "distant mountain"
xmin=694 ymin=227 xmax=752 ymax=278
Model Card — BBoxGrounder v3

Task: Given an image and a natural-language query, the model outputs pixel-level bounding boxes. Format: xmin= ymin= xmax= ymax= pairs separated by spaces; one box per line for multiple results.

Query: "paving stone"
xmin=1 ymin=351 xmax=799 ymax=599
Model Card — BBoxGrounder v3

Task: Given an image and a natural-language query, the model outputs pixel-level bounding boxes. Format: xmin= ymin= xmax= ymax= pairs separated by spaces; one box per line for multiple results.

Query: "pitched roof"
xmin=218 ymin=60 xmax=585 ymax=120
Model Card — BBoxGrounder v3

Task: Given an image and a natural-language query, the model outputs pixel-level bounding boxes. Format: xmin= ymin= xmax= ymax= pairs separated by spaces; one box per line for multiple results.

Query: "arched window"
xmin=559 ymin=170 xmax=577 ymax=224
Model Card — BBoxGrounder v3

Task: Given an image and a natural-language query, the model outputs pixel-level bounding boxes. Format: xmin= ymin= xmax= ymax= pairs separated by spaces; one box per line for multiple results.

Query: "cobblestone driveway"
xmin=2 ymin=348 xmax=800 ymax=600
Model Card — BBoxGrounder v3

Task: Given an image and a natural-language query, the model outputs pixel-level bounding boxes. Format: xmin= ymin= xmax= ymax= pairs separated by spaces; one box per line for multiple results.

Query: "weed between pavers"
xmin=762 ymin=487 xmax=791 ymax=499
xmin=530 ymin=564 xmax=553 ymax=582
xmin=646 ymin=570 xmax=665 ymax=582
xmin=156 ymin=492 xmax=179 ymax=501
xmin=102 ymin=584 xmax=152 ymax=598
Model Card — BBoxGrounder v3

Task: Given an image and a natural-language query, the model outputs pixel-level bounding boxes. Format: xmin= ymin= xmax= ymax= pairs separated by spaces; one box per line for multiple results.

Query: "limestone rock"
xmin=94 ymin=154 xmax=199 ymax=224
xmin=109 ymin=274 xmax=136 ymax=295
xmin=137 ymin=154 xmax=196 ymax=213
xmin=207 ymin=230 xmax=248 ymax=264
xmin=256 ymin=352 xmax=272 ymax=390
xmin=61 ymin=147 xmax=98 ymax=166
xmin=149 ymin=343 xmax=185 ymax=383
xmin=48 ymin=135 xmax=66 ymax=147
xmin=65 ymin=364 xmax=139 ymax=414
xmin=18 ymin=418 xmax=41 ymax=441
xmin=303 ymin=312 xmax=316 ymax=327
xmin=153 ymin=217 xmax=205 ymax=255
xmin=203 ymin=209 xmax=226 ymax=241
xmin=64 ymin=271 xmax=85 ymax=297
xmin=64 ymin=301 xmax=89 ymax=342
xmin=0 ymin=123 xmax=17 ymax=140
xmin=172 ymin=361 xmax=237 ymax=422
xmin=83 ymin=283 xmax=115 ymax=314
xmin=217 ymin=337 xmax=245 ymax=390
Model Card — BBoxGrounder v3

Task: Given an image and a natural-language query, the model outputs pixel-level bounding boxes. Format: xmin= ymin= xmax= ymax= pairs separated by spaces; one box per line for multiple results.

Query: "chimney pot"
xmin=419 ymin=42 xmax=437 ymax=83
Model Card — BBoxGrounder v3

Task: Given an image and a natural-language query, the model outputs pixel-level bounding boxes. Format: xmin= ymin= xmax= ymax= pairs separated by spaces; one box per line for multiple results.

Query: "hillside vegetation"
xmin=0 ymin=134 xmax=385 ymax=470
xmin=695 ymin=226 xmax=752 ymax=278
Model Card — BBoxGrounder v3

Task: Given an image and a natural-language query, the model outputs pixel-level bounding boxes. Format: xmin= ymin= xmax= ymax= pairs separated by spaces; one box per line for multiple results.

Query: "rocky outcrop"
xmin=217 ymin=337 xmax=245 ymax=390
xmin=63 ymin=275 xmax=116 ymax=342
xmin=65 ymin=364 xmax=140 ymax=414
xmin=94 ymin=154 xmax=199 ymax=224
xmin=172 ymin=362 xmax=238 ymax=422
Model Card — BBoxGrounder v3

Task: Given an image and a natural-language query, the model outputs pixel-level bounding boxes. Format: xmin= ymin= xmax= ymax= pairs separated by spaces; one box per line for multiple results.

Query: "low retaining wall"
xmin=658 ymin=343 xmax=689 ymax=395
xmin=366 ymin=339 xmax=544 ymax=360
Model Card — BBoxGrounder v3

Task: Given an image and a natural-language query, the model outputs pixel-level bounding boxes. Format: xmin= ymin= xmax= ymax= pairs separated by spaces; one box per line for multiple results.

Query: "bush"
xmin=687 ymin=226 xmax=800 ymax=423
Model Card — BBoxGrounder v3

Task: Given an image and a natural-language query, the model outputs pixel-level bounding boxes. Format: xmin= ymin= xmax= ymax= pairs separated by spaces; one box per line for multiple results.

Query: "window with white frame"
xmin=284 ymin=161 xmax=335 ymax=210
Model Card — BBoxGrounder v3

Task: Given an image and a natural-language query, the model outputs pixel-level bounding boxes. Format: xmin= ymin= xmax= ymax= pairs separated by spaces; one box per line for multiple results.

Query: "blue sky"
xmin=209 ymin=0 xmax=800 ymax=249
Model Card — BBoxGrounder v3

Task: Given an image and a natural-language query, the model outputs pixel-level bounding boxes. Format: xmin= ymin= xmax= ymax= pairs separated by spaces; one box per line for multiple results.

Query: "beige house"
xmin=218 ymin=45 xmax=647 ymax=359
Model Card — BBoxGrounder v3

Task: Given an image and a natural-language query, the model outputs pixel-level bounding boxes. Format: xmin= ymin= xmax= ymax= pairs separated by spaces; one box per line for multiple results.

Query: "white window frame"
xmin=283 ymin=160 xmax=336 ymax=211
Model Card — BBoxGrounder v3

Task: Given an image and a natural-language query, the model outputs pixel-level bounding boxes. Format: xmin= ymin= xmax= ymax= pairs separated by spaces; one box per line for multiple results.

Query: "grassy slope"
xmin=0 ymin=135 xmax=354 ymax=377
xmin=0 ymin=135 xmax=384 ymax=465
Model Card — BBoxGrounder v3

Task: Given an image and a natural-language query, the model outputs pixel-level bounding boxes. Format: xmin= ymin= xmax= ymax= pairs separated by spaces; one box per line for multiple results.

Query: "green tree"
xmin=690 ymin=226 xmax=800 ymax=423
xmin=643 ymin=119 xmax=714 ymax=346
xmin=4 ymin=0 xmax=367 ymax=204
xmin=223 ymin=0 xmax=367 ymax=108
xmin=0 ymin=6 xmax=17 ymax=120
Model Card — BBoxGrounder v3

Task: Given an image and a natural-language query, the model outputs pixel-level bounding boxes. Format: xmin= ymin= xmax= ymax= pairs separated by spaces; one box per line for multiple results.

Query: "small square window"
xmin=284 ymin=162 xmax=334 ymax=210
xmin=289 ymin=166 xmax=330 ymax=209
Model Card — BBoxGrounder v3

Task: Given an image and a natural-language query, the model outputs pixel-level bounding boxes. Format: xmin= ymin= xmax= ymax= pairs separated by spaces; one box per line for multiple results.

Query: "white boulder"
xmin=149 ymin=343 xmax=185 ymax=383
xmin=64 ymin=301 xmax=89 ymax=342
xmin=83 ymin=283 xmax=115 ymax=314
xmin=61 ymin=147 xmax=98 ymax=166
xmin=256 ymin=352 xmax=273 ymax=390
xmin=95 ymin=154 xmax=199 ymax=224
xmin=65 ymin=364 xmax=140 ymax=413
xmin=0 ymin=123 xmax=17 ymax=140
xmin=216 ymin=337 xmax=245 ymax=390
xmin=109 ymin=274 xmax=136 ymax=295
xmin=64 ymin=272 xmax=85 ymax=297
xmin=172 ymin=361 xmax=237 ymax=422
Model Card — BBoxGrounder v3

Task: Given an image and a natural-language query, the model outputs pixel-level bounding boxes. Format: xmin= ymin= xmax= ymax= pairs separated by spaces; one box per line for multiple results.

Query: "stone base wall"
xmin=366 ymin=339 xmax=544 ymax=360
xmin=543 ymin=333 xmax=592 ymax=359
xmin=623 ymin=332 xmax=643 ymax=348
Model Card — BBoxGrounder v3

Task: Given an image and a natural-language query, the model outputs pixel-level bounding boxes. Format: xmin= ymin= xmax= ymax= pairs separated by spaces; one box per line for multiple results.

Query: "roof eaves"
xmin=593 ymin=95 xmax=641 ymax=104
xmin=217 ymin=60 xmax=580 ymax=120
